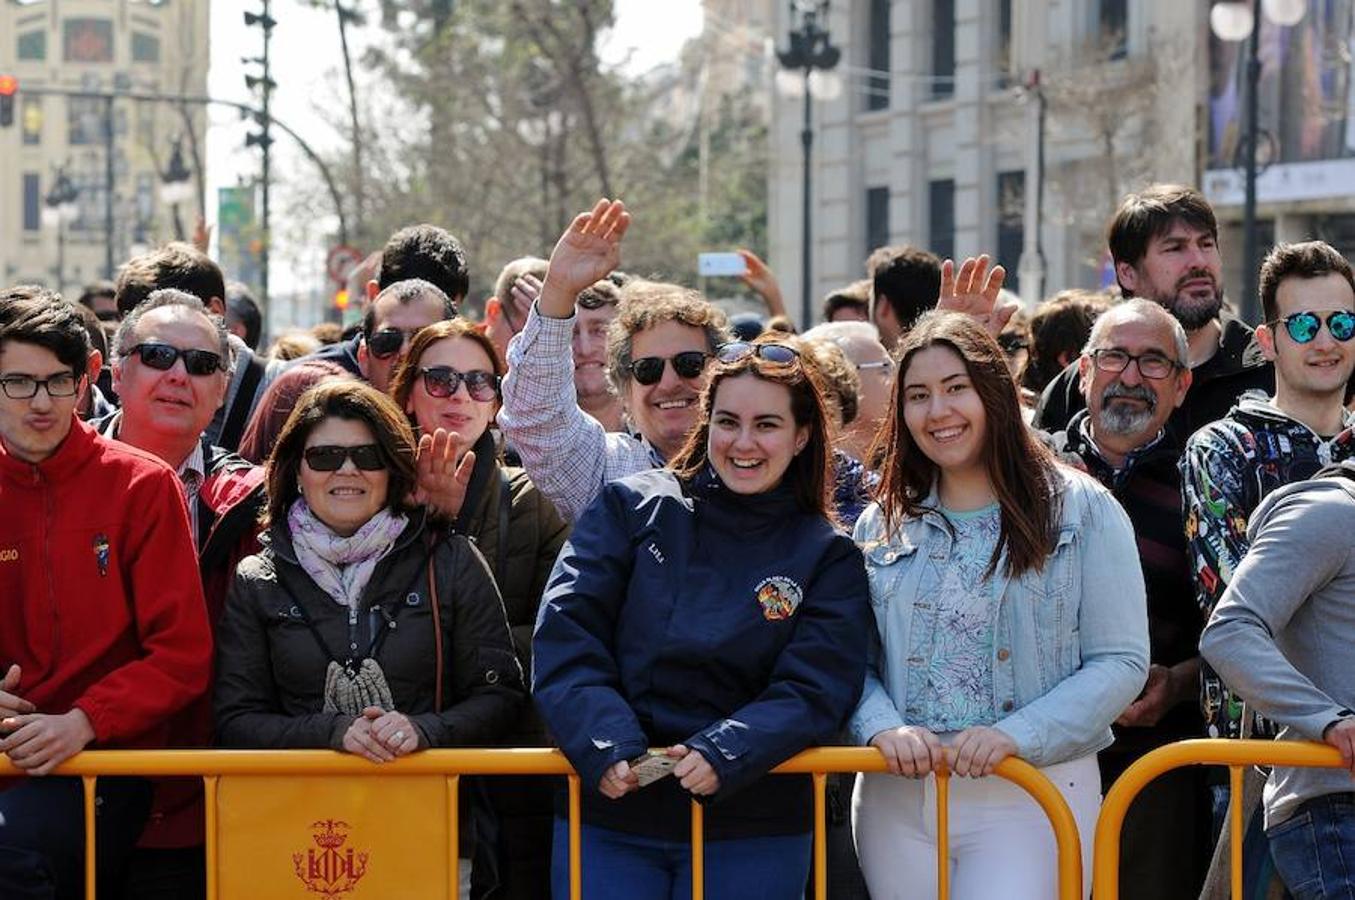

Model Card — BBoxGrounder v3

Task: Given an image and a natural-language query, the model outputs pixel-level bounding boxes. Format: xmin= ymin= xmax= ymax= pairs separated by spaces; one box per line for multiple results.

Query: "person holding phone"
xmin=532 ymin=335 xmax=870 ymax=900
xmin=848 ymin=311 xmax=1149 ymax=900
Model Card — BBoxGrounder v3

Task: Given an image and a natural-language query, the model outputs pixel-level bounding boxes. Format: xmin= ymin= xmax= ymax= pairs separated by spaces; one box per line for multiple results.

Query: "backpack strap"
xmin=218 ymin=353 xmax=265 ymax=452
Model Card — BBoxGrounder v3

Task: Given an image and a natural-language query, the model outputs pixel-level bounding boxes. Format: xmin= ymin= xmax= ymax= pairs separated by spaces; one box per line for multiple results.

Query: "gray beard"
xmin=1097 ymin=402 xmax=1156 ymax=437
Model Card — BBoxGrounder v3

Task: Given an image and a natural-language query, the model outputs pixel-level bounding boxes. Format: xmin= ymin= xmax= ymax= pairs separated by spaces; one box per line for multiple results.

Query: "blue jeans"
xmin=550 ymin=818 xmax=812 ymax=900
xmin=1268 ymin=793 xmax=1355 ymax=900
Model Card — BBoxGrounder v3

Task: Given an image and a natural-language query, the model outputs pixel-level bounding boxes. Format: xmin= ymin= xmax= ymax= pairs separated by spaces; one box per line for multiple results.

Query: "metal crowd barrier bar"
xmin=1092 ymin=738 xmax=1346 ymax=900
xmin=0 ymin=746 xmax=1082 ymax=900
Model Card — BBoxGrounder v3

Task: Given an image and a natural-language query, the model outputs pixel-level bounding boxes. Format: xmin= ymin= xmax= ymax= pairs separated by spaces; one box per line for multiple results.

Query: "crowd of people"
xmin=2 ymin=183 xmax=1354 ymax=900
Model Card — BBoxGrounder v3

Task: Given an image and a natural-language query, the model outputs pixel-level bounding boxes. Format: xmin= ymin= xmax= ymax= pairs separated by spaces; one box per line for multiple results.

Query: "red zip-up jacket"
xmin=0 ymin=418 xmax=212 ymax=748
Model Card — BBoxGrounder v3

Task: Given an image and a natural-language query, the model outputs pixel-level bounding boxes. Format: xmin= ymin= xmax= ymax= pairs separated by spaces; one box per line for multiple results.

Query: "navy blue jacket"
xmin=532 ymin=467 xmax=870 ymax=840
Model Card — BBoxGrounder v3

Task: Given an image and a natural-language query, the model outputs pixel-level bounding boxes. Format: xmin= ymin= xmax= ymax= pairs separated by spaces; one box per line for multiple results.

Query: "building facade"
xmin=769 ymin=0 xmax=1355 ymax=319
xmin=0 ymin=0 xmax=209 ymax=297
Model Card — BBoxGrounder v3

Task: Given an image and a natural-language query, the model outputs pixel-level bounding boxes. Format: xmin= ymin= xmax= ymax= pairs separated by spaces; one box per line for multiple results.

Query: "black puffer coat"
xmin=214 ymin=509 xmax=524 ymax=749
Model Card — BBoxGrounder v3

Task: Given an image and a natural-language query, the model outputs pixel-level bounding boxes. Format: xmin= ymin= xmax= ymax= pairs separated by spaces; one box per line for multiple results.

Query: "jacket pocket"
xmin=863 ymin=542 xmax=918 ymax=609
xmin=1030 ymin=526 xmax=1080 ymax=681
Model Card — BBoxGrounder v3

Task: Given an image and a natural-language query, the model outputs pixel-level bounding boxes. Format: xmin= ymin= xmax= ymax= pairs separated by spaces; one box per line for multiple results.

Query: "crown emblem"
xmin=293 ymin=819 xmax=369 ymax=897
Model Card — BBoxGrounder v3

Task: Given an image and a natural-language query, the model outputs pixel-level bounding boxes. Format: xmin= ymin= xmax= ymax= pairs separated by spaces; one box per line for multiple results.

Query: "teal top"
xmin=903 ymin=502 xmax=1001 ymax=732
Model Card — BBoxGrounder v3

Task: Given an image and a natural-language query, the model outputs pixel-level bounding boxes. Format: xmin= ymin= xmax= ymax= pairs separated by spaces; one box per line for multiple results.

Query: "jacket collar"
xmin=0 ymin=414 xmax=100 ymax=484
xmin=688 ymin=464 xmax=804 ymax=525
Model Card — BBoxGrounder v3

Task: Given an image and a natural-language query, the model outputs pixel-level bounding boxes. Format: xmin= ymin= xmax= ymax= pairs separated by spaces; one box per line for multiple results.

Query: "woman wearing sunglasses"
xmin=213 ymin=380 xmax=524 ymax=896
xmin=389 ymin=319 xmax=570 ymax=897
xmin=533 ymin=336 xmax=870 ymax=900
xmin=848 ymin=312 xmax=1148 ymax=900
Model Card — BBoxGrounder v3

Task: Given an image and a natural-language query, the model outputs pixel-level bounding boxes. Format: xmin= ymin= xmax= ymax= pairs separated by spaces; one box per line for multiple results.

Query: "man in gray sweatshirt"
xmin=1200 ymin=462 xmax=1355 ymax=898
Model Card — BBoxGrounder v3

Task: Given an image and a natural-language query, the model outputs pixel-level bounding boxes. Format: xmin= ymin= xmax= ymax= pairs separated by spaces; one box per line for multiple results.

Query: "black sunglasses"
xmin=626 ymin=351 xmax=710 ymax=386
xmin=366 ymin=328 xmax=421 ymax=360
xmin=123 ymin=342 xmax=224 ymax=376
xmin=302 ymin=444 xmax=387 ymax=472
xmin=715 ymin=341 xmax=801 ymax=365
xmin=420 ymin=366 xmax=500 ymax=402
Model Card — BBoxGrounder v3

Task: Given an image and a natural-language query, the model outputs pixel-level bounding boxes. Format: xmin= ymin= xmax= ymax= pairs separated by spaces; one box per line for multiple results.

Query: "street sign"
xmin=326 ymin=244 xmax=363 ymax=286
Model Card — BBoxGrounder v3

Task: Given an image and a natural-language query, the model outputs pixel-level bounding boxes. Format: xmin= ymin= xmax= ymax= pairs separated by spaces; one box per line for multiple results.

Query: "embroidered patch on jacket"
xmin=92 ymin=534 xmax=110 ymax=577
xmin=756 ymin=576 xmax=803 ymax=621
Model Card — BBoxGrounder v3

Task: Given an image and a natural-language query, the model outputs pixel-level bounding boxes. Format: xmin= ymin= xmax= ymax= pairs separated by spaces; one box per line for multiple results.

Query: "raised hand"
xmin=937 ymin=255 xmax=1016 ymax=337
xmin=539 ymin=199 xmax=631 ymax=317
xmin=736 ymin=249 xmax=787 ymax=318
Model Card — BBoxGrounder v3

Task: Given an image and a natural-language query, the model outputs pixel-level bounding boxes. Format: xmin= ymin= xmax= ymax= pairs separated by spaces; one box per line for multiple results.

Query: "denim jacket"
xmin=848 ymin=466 xmax=1149 ymax=767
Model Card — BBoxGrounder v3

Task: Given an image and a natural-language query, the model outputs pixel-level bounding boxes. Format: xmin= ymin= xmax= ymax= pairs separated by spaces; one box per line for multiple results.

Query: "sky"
xmin=206 ymin=0 xmax=704 ymax=308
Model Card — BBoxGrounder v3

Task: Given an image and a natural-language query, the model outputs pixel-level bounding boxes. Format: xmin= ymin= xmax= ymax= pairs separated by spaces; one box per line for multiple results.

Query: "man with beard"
xmin=498 ymin=199 xmax=730 ymax=522
xmin=1033 ymin=184 xmax=1273 ymax=435
xmin=1182 ymin=241 xmax=1355 ymax=746
xmin=1047 ymin=299 xmax=1210 ymax=900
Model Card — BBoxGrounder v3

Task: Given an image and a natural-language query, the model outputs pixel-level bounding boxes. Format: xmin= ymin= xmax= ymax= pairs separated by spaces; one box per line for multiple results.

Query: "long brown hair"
xmin=263 ymin=381 xmax=418 ymax=527
xmin=669 ymin=335 xmax=835 ymax=521
xmin=872 ymin=311 xmax=1058 ymax=576
xmin=388 ymin=319 xmax=505 ymax=430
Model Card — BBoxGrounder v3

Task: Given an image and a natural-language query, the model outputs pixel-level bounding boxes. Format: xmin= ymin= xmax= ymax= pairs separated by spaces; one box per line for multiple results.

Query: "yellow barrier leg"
xmin=82 ymin=776 xmax=97 ymax=900
xmin=936 ymin=771 xmax=950 ymax=900
xmin=568 ymin=775 xmax=582 ymax=900
xmin=204 ymin=776 xmax=218 ymax=900
xmin=813 ymin=772 xmax=827 ymax=900
xmin=1230 ymin=766 xmax=1244 ymax=900
xmin=691 ymin=799 xmax=704 ymax=900
xmin=448 ymin=775 xmax=461 ymax=899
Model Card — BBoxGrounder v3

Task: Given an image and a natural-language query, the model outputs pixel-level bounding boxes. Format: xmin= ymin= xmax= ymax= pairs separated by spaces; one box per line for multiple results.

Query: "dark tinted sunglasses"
xmin=627 ymin=351 xmax=710 ymax=386
xmin=420 ymin=366 xmax=500 ymax=401
xmin=123 ymin=342 xmax=224 ymax=376
xmin=367 ymin=328 xmax=420 ymax=359
xmin=302 ymin=444 xmax=387 ymax=472
xmin=1273 ymin=310 xmax=1355 ymax=344
xmin=715 ymin=341 xmax=801 ymax=365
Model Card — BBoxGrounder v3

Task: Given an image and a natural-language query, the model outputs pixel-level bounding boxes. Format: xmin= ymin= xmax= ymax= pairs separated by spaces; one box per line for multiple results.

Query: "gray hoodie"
xmin=1200 ymin=470 xmax=1355 ymax=828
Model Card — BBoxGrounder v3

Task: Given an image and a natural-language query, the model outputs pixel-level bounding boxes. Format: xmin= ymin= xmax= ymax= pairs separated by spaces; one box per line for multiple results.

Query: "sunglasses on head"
xmin=123 ymin=342 xmax=224 ymax=376
xmin=302 ymin=444 xmax=387 ymax=472
xmin=715 ymin=341 xmax=801 ymax=366
xmin=366 ymin=328 xmax=420 ymax=360
xmin=1272 ymin=310 xmax=1355 ymax=344
xmin=420 ymin=366 xmax=500 ymax=401
xmin=626 ymin=351 xmax=710 ymax=386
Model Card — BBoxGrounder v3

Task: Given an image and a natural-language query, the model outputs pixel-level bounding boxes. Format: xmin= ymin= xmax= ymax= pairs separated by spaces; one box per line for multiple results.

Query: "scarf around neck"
xmin=287 ymin=499 xmax=408 ymax=609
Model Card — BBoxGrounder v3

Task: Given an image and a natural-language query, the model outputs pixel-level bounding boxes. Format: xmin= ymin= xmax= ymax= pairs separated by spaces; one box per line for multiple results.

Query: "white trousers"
xmin=851 ymin=754 xmax=1100 ymax=900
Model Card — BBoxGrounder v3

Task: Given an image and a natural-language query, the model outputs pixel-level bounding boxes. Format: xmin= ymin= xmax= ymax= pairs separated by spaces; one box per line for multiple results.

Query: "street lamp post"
xmin=42 ymin=165 xmax=79 ymax=294
xmin=777 ymin=1 xmax=840 ymax=329
xmin=245 ymin=3 xmax=277 ymax=305
xmin=1210 ymin=0 xmax=1307 ymax=324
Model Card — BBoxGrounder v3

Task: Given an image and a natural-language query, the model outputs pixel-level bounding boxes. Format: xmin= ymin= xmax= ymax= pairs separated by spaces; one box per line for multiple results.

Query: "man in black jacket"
xmin=1048 ymin=299 xmax=1210 ymax=900
xmin=1034 ymin=184 xmax=1272 ymax=437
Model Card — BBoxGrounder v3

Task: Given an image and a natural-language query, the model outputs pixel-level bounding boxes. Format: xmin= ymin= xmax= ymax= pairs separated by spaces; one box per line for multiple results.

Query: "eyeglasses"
xmin=626 ymin=351 xmax=710 ymax=386
xmin=419 ymin=366 xmax=500 ymax=402
xmin=0 ymin=372 xmax=79 ymax=400
xmin=123 ymin=342 xmax=225 ymax=376
xmin=1089 ymin=348 xmax=1182 ymax=380
xmin=302 ymin=444 xmax=387 ymax=472
xmin=577 ymin=289 xmax=619 ymax=311
xmin=366 ymin=328 xmax=422 ymax=360
xmin=1270 ymin=310 xmax=1355 ymax=344
xmin=715 ymin=341 xmax=801 ymax=365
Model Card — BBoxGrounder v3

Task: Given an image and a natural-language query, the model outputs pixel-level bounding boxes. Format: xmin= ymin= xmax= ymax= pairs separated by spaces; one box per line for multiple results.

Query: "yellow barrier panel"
xmin=1093 ymin=738 xmax=1346 ymax=900
xmin=0 ymin=746 xmax=1081 ymax=900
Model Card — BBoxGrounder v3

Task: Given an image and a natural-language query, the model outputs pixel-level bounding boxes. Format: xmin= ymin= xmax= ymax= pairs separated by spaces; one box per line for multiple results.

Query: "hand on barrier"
xmin=540 ymin=199 xmax=630 ymax=317
xmin=415 ymin=427 xmax=474 ymax=519
xmin=0 ymin=708 xmax=95 ymax=776
xmin=869 ymin=725 xmax=945 ymax=778
xmin=946 ymin=726 xmax=1017 ymax=778
xmin=342 ymin=708 xmax=397 ymax=764
xmin=1324 ymin=718 xmax=1355 ymax=777
xmin=937 ymin=255 xmax=1015 ymax=337
xmin=599 ymin=759 xmax=639 ymax=799
xmin=370 ymin=709 xmax=422 ymax=757
xmin=669 ymin=744 xmax=720 ymax=796
xmin=0 ymin=664 xmax=35 ymax=719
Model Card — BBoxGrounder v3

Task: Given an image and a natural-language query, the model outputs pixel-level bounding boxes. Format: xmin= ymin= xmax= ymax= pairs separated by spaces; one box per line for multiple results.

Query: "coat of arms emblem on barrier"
xmin=293 ymin=819 xmax=370 ymax=897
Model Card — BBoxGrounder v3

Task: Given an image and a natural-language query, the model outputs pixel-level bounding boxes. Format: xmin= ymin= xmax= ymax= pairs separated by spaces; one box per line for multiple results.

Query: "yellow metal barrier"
xmin=1093 ymin=738 xmax=1346 ymax=900
xmin=0 ymin=746 xmax=1082 ymax=900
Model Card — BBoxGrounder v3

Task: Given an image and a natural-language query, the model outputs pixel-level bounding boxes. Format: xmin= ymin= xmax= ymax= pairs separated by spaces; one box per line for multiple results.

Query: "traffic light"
xmin=333 ymin=289 xmax=349 ymax=311
xmin=0 ymin=75 xmax=17 ymax=128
